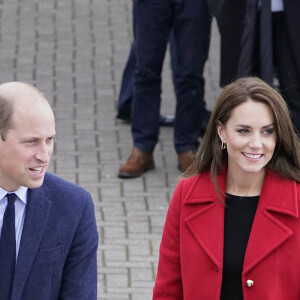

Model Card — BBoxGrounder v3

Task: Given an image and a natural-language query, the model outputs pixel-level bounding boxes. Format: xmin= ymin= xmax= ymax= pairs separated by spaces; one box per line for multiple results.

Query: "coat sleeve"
xmin=59 ymin=193 xmax=99 ymax=299
xmin=153 ymin=179 xmax=184 ymax=299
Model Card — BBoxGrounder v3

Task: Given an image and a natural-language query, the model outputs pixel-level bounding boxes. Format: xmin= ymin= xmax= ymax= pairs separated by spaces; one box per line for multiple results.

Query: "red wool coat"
xmin=153 ymin=170 xmax=300 ymax=299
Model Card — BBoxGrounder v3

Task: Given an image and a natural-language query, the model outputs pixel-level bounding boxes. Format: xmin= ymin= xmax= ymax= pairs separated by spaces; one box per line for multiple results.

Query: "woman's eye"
xmin=237 ymin=129 xmax=249 ymax=134
xmin=263 ymin=128 xmax=274 ymax=135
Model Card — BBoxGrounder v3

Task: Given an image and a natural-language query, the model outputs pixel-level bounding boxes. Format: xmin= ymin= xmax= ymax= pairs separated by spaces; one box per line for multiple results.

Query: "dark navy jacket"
xmin=11 ymin=173 xmax=98 ymax=300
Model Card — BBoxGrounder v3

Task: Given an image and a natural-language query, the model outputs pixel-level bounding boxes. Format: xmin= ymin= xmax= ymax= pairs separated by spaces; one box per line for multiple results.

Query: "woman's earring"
xmin=221 ymin=141 xmax=226 ymax=150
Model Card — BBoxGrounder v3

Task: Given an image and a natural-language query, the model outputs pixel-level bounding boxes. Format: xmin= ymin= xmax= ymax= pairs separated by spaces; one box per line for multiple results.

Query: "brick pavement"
xmin=0 ymin=0 xmax=221 ymax=299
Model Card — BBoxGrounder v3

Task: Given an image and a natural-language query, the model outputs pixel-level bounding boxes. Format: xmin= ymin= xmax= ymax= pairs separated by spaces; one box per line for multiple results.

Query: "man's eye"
xmin=27 ymin=140 xmax=36 ymax=144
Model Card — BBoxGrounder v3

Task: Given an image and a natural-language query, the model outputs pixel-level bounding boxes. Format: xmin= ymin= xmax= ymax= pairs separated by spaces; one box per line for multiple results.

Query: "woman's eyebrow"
xmin=234 ymin=123 xmax=274 ymax=128
xmin=235 ymin=124 xmax=250 ymax=128
xmin=261 ymin=123 xmax=274 ymax=129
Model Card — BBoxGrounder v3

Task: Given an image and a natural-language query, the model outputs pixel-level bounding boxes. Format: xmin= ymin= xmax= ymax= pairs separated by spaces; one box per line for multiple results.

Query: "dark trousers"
xmin=250 ymin=12 xmax=300 ymax=134
xmin=117 ymin=42 xmax=136 ymax=120
xmin=272 ymin=13 xmax=300 ymax=134
xmin=132 ymin=0 xmax=211 ymax=153
xmin=117 ymin=34 xmax=179 ymax=120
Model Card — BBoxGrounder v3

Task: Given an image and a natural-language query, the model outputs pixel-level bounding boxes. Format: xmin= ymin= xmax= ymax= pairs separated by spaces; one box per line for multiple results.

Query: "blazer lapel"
xmin=243 ymin=171 xmax=299 ymax=274
xmin=184 ymin=171 xmax=226 ymax=270
xmin=183 ymin=169 xmax=299 ymax=274
xmin=11 ymin=185 xmax=52 ymax=300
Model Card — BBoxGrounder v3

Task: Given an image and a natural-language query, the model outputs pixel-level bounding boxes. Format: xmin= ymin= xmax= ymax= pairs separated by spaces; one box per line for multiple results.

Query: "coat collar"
xmin=11 ymin=182 xmax=52 ymax=300
xmin=183 ymin=169 xmax=299 ymax=272
xmin=243 ymin=170 xmax=298 ymax=274
xmin=183 ymin=170 xmax=226 ymax=270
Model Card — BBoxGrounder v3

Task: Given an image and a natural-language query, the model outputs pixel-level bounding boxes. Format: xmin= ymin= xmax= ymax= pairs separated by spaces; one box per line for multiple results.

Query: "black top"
xmin=220 ymin=194 xmax=259 ymax=300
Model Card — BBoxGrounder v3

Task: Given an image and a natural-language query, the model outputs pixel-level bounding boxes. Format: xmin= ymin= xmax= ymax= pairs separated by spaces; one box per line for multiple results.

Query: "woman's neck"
xmin=225 ymin=168 xmax=266 ymax=197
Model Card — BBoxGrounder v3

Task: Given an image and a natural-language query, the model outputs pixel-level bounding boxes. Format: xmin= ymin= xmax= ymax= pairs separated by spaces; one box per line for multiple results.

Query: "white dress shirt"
xmin=271 ymin=0 xmax=284 ymax=12
xmin=258 ymin=0 xmax=284 ymax=11
xmin=0 ymin=186 xmax=28 ymax=259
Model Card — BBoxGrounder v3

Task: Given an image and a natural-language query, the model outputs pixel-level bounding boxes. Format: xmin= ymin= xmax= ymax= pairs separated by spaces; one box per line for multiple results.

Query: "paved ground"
xmin=0 ymin=0 xmax=221 ymax=299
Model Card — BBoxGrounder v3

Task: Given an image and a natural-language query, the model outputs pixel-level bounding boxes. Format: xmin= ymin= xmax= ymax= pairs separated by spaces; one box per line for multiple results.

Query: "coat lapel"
xmin=11 ymin=184 xmax=52 ymax=300
xmin=184 ymin=171 xmax=226 ymax=270
xmin=183 ymin=169 xmax=299 ymax=275
xmin=243 ymin=171 xmax=299 ymax=274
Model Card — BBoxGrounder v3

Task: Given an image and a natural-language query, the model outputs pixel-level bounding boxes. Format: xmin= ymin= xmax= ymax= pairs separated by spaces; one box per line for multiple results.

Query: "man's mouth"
xmin=30 ymin=167 xmax=43 ymax=174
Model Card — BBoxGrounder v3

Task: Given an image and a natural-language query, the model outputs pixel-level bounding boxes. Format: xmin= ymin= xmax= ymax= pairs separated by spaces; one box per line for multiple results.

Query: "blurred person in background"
xmin=118 ymin=0 xmax=211 ymax=178
xmin=216 ymin=0 xmax=300 ymax=134
xmin=117 ymin=38 xmax=176 ymax=127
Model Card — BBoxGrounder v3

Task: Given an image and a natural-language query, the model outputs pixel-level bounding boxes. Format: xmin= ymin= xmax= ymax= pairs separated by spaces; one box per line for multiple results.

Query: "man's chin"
xmin=26 ymin=178 xmax=45 ymax=189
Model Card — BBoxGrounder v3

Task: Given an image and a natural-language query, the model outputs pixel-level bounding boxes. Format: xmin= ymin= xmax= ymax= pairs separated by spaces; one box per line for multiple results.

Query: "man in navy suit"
xmin=0 ymin=82 xmax=98 ymax=299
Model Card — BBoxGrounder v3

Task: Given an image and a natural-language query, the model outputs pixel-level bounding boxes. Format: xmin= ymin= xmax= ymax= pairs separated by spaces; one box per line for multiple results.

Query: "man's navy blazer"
xmin=10 ymin=173 xmax=99 ymax=300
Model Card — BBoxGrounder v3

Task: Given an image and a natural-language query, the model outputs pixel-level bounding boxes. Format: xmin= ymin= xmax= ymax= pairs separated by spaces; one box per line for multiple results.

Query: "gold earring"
xmin=221 ymin=141 xmax=226 ymax=149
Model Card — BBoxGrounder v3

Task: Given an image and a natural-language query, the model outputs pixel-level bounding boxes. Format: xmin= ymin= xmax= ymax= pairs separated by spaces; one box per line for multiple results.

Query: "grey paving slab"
xmin=0 ymin=0 xmax=221 ymax=299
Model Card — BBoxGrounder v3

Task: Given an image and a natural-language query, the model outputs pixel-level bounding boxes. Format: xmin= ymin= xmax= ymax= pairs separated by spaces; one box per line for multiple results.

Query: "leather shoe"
xmin=118 ymin=147 xmax=155 ymax=178
xmin=178 ymin=150 xmax=196 ymax=172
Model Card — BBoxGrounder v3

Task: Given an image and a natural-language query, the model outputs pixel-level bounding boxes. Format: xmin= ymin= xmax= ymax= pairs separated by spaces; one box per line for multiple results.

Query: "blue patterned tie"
xmin=0 ymin=193 xmax=17 ymax=300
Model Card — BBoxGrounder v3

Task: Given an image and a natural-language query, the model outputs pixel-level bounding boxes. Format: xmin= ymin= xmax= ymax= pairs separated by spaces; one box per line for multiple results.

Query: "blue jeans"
xmin=132 ymin=0 xmax=211 ymax=153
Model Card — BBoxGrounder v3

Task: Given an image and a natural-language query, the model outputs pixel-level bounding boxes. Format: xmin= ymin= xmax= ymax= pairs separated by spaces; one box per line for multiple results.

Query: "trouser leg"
xmin=273 ymin=12 xmax=300 ymax=135
xmin=173 ymin=0 xmax=211 ymax=153
xmin=169 ymin=31 xmax=179 ymax=94
xmin=117 ymin=42 xmax=136 ymax=119
xmin=131 ymin=0 xmax=173 ymax=153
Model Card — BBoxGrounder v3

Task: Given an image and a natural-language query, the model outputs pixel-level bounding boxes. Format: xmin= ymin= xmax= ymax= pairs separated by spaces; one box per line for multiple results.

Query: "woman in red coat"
xmin=153 ymin=77 xmax=300 ymax=299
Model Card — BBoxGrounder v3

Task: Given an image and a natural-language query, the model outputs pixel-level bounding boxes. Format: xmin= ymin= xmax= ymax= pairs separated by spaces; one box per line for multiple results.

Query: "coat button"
xmin=246 ymin=279 xmax=254 ymax=287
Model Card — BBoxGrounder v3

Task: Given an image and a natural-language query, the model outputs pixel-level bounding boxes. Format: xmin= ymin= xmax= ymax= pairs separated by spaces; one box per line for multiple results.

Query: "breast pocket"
xmin=35 ymin=245 xmax=64 ymax=264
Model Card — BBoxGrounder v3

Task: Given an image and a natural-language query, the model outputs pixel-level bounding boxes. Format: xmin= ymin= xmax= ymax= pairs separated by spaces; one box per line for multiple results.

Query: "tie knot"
xmin=6 ymin=193 xmax=17 ymax=205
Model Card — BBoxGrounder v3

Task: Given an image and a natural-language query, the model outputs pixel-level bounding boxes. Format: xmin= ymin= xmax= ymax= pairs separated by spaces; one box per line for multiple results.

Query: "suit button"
xmin=246 ymin=279 xmax=254 ymax=287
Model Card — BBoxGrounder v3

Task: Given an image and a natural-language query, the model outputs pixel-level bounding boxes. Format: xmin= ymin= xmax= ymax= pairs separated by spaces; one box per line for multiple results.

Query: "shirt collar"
xmin=0 ymin=186 xmax=28 ymax=205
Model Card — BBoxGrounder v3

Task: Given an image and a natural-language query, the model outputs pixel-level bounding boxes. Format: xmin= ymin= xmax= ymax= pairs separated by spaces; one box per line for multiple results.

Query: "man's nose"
xmin=35 ymin=143 xmax=52 ymax=162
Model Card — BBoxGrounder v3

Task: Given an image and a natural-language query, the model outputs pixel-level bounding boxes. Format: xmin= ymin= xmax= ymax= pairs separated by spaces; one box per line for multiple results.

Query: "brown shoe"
xmin=178 ymin=150 xmax=196 ymax=172
xmin=118 ymin=147 xmax=155 ymax=178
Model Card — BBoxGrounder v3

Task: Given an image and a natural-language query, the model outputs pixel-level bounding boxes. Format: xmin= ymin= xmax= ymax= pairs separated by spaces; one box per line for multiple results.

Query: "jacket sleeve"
xmin=59 ymin=194 xmax=99 ymax=299
xmin=153 ymin=179 xmax=184 ymax=299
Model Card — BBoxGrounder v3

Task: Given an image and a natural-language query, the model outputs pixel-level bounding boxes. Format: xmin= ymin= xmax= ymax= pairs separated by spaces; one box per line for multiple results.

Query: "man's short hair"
xmin=0 ymin=95 xmax=14 ymax=141
xmin=0 ymin=82 xmax=48 ymax=141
